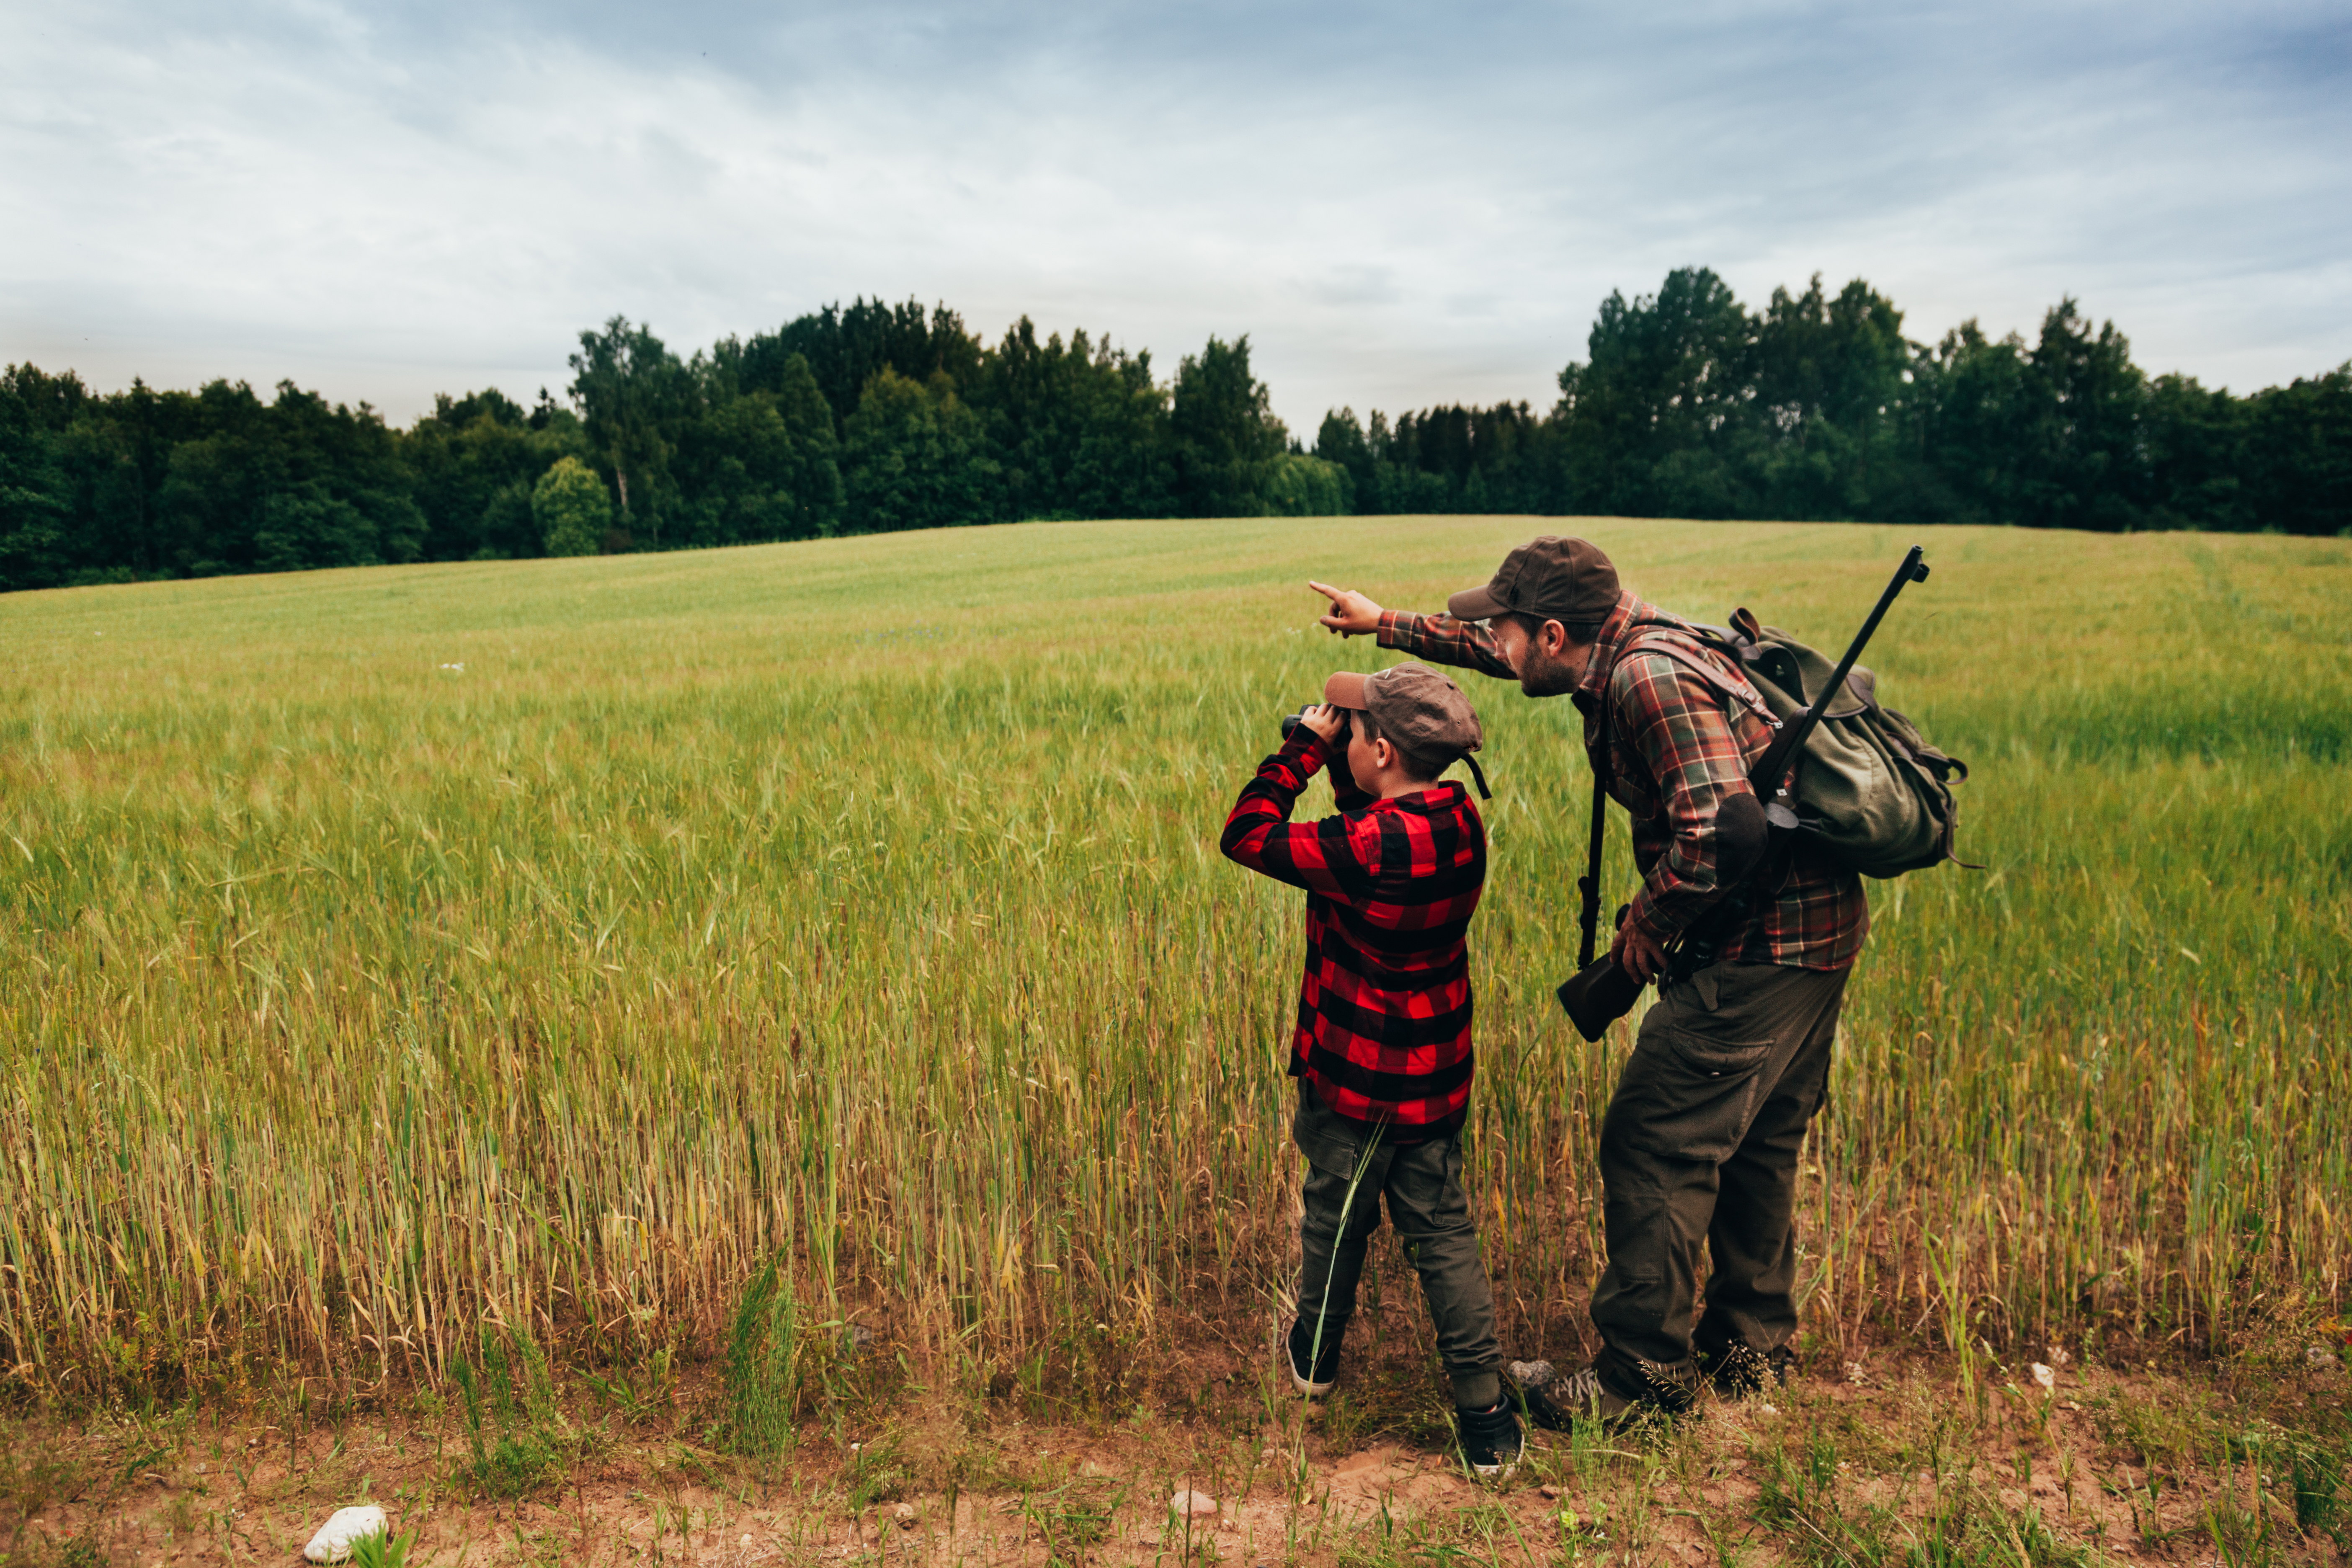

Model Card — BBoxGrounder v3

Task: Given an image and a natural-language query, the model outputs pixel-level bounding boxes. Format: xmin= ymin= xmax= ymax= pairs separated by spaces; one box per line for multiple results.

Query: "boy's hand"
xmin=1308 ymin=580 xmax=1384 ymax=637
xmin=1296 ymin=703 xmax=1348 ymax=744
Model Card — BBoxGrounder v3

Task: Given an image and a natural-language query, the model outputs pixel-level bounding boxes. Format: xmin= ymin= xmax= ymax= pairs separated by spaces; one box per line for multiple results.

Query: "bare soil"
xmin=5 ymin=1344 xmax=2346 ymax=1568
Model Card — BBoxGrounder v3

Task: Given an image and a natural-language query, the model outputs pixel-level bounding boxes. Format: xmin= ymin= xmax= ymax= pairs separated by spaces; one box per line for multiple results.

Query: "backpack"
xmin=1692 ymin=607 xmax=1970 ymax=879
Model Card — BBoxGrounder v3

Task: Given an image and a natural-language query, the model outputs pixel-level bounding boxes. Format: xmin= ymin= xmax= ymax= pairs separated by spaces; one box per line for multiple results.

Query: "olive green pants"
xmin=1589 ymin=961 xmax=1849 ymax=1403
xmin=1293 ymin=1084 xmax=1506 ymax=1410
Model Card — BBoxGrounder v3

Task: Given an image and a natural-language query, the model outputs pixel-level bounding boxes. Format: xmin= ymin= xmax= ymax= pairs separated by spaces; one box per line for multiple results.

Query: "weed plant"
xmin=346 ymin=1526 xmax=418 ymax=1568
xmin=448 ymin=1326 xmax=576 ymax=1497
xmin=1 ymin=517 xmax=2347 ymax=1405
xmin=722 ymin=1256 xmax=809 ymax=1457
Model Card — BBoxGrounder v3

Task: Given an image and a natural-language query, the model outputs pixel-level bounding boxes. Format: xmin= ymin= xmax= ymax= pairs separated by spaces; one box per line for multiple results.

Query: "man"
xmin=1308 ymin=536 xmax=1865 ymax=1419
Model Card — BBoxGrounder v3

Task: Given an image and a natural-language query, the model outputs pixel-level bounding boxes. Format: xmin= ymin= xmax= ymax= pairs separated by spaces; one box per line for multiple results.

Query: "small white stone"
xmin=303 ymin=1505 xmax=389 ymax=1564
xmin=2030 ymin=1362 xmax=2056 ymax=1391
xmin=1171 ymin=1489 xmax=1217 ymax=1519
xmin=894 ymin=1503 xmax=917 ymax=1529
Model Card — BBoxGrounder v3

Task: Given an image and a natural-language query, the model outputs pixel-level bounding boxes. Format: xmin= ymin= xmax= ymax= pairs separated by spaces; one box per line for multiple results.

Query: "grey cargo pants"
xmin=1589 ymin=960 xmax=1849 ymax=1403
xmin=1293 ymin=1084 xmax=1507 ymax=1410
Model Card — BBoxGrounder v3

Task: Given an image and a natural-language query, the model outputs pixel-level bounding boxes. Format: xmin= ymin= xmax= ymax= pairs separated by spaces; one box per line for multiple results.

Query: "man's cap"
xmin=1445 ymin=535 xmax=1620 ymax=626
xmin=1321 ymin=661 xmax=1483 ymax=758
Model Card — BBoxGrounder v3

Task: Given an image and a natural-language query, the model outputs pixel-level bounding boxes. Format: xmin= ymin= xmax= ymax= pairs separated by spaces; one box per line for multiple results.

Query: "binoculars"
xmin=1278 ymin=707 xmax=1351 ymax=743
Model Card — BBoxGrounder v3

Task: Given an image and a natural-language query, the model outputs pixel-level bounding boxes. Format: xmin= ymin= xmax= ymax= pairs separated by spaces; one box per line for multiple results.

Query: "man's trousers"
xmin=1588 ymin=960 xmax=1849 ymax=1403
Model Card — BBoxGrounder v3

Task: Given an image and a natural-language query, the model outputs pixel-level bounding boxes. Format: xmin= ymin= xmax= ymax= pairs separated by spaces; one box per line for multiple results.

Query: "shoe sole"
xmin=1290 ymin=1368 xmax=1335 ymax=1397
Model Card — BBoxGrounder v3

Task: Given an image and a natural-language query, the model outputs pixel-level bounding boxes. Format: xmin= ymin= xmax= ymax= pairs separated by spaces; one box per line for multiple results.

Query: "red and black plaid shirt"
xmin=1220 ymin=731 xmax=1486 ymax=1134
xmin=1377 ymin=591 xmax=1867 ymax=970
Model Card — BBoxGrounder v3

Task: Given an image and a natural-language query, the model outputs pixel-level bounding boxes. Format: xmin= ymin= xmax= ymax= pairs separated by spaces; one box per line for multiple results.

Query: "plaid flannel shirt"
xmin=1220 ymin=731 xmax=1485 ymax=1134
xmin=1376 ymin=592 xmax=1867 ymax=970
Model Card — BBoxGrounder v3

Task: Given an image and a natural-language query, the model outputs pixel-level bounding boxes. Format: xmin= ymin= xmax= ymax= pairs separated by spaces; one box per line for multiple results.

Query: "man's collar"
xmin=1574 ymin=591 xmax=1645 ymax=704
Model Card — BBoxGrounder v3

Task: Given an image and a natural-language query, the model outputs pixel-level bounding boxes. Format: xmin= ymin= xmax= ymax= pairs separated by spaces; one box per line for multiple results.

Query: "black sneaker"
xmin=1455 ymin=1399 xmax=1524 ymax=1479
xmin=1700 ymin=1341 xmax=1792 ymax=1398
xmin=1284 ymin=1317 xmax=1344 ymax=1396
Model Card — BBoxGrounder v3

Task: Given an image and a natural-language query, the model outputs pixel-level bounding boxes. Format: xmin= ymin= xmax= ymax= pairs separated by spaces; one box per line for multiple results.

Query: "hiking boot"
xmin=1455 ymin=1398 xmax=1524 ymax=1479
xmin=1700 ymin=1340 xmax=1792 ymax=1399
xmin=1284 ymin=1316 xmax=1344 ymax=1397
xmin=1509 ymin=1359 xmax=1684 ymax=1430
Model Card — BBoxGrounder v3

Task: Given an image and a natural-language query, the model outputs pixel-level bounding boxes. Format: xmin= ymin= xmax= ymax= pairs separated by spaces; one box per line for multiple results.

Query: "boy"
xmin=1218 ymin=660 xmax=1521 ymax=1476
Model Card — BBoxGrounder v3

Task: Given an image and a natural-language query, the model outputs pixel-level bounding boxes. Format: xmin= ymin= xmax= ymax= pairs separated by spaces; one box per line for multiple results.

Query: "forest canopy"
xmin=4 ymin=270 xmax=2346 ymax=591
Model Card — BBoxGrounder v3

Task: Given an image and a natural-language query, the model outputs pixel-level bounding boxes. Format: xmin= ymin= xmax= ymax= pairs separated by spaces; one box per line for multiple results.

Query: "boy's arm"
xmin=1219 ymin=732 xmax=1375 ymax=900
xmin=1326 ymin=737 xmax=1375 ymax=812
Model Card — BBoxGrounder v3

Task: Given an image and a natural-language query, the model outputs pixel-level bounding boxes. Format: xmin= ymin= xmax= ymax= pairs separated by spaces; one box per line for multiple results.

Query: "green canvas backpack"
xmin=1629 ymin=608 xmax=1970 ymax=879
xmin=1709 ymin=607 xmax=1968 ymax=878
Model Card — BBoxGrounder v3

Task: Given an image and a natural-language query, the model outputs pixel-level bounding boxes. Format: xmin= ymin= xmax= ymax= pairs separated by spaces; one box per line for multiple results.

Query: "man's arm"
xmin=1308 ymin=581 xmax=1516 ymax=681
xmin=1611 ymin=650 xmax=1765 ymax=954
xmin=1220 ymin=725 xmax=1375 ymax=900
xmin=1375 ymin=610 xmax=1518 ymax=680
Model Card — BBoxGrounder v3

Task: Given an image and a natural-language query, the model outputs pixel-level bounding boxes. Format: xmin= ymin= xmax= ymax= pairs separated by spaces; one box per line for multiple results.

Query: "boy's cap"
xmin=1445 ymin=535 xmax=1620 ymax=625
xmin=1322 ymin=661 xmax=1483 ymax=757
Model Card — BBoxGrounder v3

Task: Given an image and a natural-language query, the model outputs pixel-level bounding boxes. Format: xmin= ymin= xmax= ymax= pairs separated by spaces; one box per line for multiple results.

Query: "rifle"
xmin=1555 ymin=547 xmax=1932 ymax=1043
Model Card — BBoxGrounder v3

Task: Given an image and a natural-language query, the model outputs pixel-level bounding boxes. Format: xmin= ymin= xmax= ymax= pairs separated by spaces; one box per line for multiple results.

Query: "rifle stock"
xmin=1557 ymin=954 xmax=1643 ymax=1044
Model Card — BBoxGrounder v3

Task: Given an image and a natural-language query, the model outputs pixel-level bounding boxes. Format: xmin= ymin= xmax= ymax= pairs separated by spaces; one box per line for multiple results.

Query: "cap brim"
xmin=1322 ymin=671 xmax=1370 ymax=709
xmin=1446 ymin=584 xmax=1508 ymax=621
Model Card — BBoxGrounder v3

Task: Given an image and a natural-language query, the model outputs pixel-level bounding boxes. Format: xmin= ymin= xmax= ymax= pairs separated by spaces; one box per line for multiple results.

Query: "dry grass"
xmin=0 ymin=516 xmax=2347 ymax=1415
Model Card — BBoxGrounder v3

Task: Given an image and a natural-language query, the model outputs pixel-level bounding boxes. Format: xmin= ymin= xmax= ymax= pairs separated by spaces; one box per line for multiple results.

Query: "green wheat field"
xmin=3 ymin=516 xmax=2348 ymax=1408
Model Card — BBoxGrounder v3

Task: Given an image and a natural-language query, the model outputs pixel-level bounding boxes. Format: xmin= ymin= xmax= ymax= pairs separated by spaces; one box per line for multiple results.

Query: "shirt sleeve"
xmin=1375 ymin=609 xmax=1517 ymax=681
xmin=1612 ymin=650 xmax=1761 ymax=947
xmin=1219 ymin=731 xmax=1377 ymax=901
xmin=1325 ymin=740 xmax=1375 ymax=813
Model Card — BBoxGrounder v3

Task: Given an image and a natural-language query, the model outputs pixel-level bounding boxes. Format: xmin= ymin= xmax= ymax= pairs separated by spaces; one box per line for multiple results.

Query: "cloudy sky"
xmin=4 ymin=0 xmax=2347 ymax=432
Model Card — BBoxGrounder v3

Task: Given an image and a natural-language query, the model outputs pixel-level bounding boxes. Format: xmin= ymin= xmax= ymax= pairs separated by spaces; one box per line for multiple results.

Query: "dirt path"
xmin=3 ymin=1354 xmax=2344 ymax=1566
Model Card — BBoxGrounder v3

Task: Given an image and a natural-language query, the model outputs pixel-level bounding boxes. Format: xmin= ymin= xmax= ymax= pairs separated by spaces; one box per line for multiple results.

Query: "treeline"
xmin=3 ymin=270 xmax=2346 ymax=591
xmin=1317 ymin=271 xmax=2349 ymax=534
xmin=0 ymin=302 xmax=1336 ymax=590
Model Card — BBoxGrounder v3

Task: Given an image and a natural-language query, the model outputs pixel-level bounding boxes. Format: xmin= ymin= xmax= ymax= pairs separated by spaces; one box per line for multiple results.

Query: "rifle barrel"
xmin=1753 ymin=545 xmax=1928 ymax=801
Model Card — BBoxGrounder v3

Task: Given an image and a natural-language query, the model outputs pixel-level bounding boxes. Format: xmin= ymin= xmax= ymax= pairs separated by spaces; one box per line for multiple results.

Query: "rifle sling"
xmin=1576 ymin=696 xmax=1609 ymax=970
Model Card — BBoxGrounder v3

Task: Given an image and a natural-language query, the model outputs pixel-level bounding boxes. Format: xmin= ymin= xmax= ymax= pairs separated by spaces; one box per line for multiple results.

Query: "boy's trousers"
xmin=1589 ymin=959 xmax=1849 ymax=1401
xmin=1292 ymin=1084 xmax=1506 ymax=1410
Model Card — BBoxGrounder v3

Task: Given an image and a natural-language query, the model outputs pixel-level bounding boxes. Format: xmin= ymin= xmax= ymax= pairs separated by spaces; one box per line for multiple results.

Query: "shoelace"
xmin=1551 ymin=1364 xmax=1611 ymax=1408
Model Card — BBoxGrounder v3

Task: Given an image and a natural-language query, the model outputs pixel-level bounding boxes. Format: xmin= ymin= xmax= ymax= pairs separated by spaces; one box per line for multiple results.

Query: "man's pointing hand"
xmin=1308 ymin=580 xmax=1384 ymax=637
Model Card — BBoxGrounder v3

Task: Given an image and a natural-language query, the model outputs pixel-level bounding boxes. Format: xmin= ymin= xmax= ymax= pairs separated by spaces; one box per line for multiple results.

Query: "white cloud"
xmin=3 ymin=0 xmax=2347 ymax=433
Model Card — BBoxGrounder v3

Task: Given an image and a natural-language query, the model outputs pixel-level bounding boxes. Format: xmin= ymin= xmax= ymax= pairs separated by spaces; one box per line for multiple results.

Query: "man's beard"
xmin=1518 ymin=642 xmax=1583 ymax=698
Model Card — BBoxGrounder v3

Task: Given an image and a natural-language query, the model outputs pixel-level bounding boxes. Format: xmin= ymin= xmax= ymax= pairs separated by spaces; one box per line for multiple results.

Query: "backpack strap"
xmin=1578 ymin=618 xmax=1780 ymax=972
xmin=1614 ymin=622 xmax=1782 ymax=734
xmin=1604 ymin=620 xmax=1789 ymax=978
